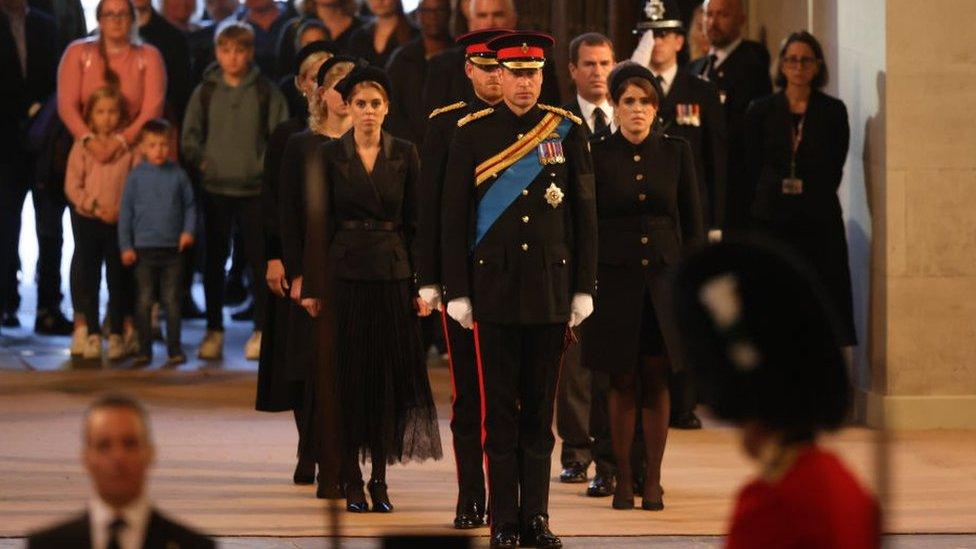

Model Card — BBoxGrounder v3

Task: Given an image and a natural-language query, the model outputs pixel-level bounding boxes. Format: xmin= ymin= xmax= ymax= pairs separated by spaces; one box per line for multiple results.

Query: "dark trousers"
xmin=0 ymin=164 xmax=28 ymax=317
xmin=475 ymin=322 xmax=565 ymax=528
xmin=32 ymin=185 xmax=68 ymax=311
xmin=556 ymin=338 xmax=591 ymax=468
xmin=442 ymin=311 xmax=486 ymax=511
xmin=69 ymin=212 xmax=125 ymax=334
xmin=202 ymin=192 xmax=266 ymax=331
xmin=588 ymin=370 xmax=614 ymax=477
xmin=134 ymin=248 xmax=184 ymax=356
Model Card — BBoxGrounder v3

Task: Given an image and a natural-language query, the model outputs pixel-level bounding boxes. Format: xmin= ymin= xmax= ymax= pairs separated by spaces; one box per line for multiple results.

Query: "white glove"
xmin=708 ymin=229 xmax=723 ymax=243
xmin=418 ymin=285 xmax=442 ymax=309
xmin=446 ymin=298 xmax=474 ymax=329
xmin=568 ymin=293 xmax=594 ymax=328
xmin=630 ymin=29 xmax=655 ymax=68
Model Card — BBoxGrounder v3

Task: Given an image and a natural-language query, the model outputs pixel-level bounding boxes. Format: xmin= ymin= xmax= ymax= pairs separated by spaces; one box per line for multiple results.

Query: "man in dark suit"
xmin=441 ymin=31 xmax=597 ymax=548
xmin=28 ymin=395 xmax=214 ymax=549
xmin=637 ymin=0 xmax=727 ymax=430
xmin=686 ymin=0 xmax=770 ymax=233
xmin=421 ymin=0 xmax=561 ymax=118
xmin=0 ymin=0 xmax=72 ymax=335
xmin=556 ymin=31 xmax=615 ymax=496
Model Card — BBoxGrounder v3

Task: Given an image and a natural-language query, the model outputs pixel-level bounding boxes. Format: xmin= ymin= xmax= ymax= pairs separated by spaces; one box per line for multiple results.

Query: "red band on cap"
xmin=465 ymin=43 xmax=493 ymax=56
xmin=497 ymin=45 xmax=545 ymax=60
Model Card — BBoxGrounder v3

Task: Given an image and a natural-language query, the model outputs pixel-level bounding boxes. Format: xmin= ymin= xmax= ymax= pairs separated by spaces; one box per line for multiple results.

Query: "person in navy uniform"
xmin=440 ymin=31 xmax=597 ymax=549
xmin=686 ymin=0 xmax=770 ymax=234
xmin=414 ymin=27 xmax=508 ymax=530
xmin=634 ymin=0 xmax=727 ymax=431
xmin=581 ymin=62 xmax=703 ymax=511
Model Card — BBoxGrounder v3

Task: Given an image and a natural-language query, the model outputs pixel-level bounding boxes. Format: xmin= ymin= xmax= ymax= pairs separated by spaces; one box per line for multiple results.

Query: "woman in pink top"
xmin=57 ymin=0 xmax=166 ymax=160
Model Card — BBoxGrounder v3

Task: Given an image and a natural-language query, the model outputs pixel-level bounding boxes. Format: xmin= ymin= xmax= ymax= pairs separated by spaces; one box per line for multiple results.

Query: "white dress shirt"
xmin=651 ymin=63 xmax=679 ymax=96
xmin=89 ymin=495 xmax=151 ymax=549
xmin=576 ymin=94 xmax=616 ymax=134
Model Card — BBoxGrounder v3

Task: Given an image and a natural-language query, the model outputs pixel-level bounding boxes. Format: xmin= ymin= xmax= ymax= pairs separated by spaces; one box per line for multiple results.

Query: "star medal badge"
xmin=537 ymin=139 xmax=566 ymax=165
xmin=544 ymin=183 xmax=564 ymax=208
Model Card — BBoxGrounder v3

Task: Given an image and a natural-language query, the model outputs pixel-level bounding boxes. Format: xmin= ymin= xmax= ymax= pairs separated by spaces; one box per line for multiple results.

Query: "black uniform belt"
xmin=600 ymin=216 xmax=675 ymax=231
xmin=339 ymin=220 xmax=398 ymax=231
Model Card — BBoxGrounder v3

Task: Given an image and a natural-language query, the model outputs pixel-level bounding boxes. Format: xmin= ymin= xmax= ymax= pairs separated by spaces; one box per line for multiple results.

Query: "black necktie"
xmin=592 ymin=107 xmax=608 ymax=133
xmin=656 ymin=75 xmax=666 ymax=96
xmin=107 ymin=517 xmax=126 ymax=549
xmin=706 ymin=53 xmax=719 ymax=80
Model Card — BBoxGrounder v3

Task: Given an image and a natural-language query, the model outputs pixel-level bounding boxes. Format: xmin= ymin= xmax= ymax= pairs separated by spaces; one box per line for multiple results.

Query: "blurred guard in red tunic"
xmin=671 ymin=238 xmax=880 ymax=549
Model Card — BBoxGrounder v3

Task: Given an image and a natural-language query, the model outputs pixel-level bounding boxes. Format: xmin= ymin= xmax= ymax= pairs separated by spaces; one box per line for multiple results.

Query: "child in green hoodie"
xmin=181 ymin=19 xmax=288 ymax=361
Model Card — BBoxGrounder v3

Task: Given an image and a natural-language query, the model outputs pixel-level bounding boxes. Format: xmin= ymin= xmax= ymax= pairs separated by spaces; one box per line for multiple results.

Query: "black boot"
xmin=489 ymin=523 xmax=519 ymax=548
xmin=453 ymin=501 xmax=486 ymax=529
xmin=520 ymin=515 xmax=561 ymax=548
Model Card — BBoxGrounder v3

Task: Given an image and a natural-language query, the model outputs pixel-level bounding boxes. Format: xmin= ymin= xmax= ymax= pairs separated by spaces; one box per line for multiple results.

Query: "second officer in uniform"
xmin=440 ymin=31 xmax=597 ymax=549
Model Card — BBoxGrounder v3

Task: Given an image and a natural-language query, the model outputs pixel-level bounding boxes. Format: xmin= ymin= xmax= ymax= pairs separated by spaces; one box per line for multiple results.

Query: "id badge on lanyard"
xmin=782 ymin=117 xmax=805 ymax=195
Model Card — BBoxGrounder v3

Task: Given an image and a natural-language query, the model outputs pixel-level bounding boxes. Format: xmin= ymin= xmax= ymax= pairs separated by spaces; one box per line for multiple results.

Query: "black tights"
xmin=344 ymin=451 xmax=387 ymax=487
xmin=608 ymin=355 xmax=670 ymax=500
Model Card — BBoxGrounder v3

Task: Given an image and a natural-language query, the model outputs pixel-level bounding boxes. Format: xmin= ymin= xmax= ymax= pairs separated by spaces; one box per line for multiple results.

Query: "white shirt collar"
xmin=576 ymin=94 xmax=617 ymax=134
xmin=709 ymin=37 xmax=744 ymax=68
xmin=652 ymin=63 xmax=679 ymax=95
xmin=89 ymin=495 xmax=152 ymax=549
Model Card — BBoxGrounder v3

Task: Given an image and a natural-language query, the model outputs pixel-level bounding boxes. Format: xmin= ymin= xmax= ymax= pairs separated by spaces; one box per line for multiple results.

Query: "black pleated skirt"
xmin=334 ymin=278 xmax=442 ymax=465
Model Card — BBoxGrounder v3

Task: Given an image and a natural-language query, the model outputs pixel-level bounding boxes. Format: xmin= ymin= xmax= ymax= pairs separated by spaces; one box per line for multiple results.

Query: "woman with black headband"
xmin=300 ymin=65 xmax=441 ymax=513
xmin=581 ymin=61 xmax=703 ymax=511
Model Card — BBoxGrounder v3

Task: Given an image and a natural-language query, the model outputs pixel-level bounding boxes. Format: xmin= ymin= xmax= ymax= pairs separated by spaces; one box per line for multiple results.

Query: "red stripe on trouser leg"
xmin=440 ymin=306 xmax=462 ymax=487
xmin=472 ymin=321 xmax=491 ymax=526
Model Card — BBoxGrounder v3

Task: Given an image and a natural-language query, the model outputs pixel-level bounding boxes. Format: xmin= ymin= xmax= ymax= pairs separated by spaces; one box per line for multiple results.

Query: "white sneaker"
xmin=70 ymin=326 xmax=88 ymax=356
xmin=244 ymin=331 xmax=262 ymax=361
xmin=83 ymin=335 xmax=103 ymax=360
xmin=107 ymin=334 xmax=125 ymax=360
xmin=198 ymin=330 xmax=224 ymax=360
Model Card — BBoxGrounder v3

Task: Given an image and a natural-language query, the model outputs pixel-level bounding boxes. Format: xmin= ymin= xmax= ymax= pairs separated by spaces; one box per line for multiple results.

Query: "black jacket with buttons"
xmin=440 ymin=102 xmax=598 ymax=325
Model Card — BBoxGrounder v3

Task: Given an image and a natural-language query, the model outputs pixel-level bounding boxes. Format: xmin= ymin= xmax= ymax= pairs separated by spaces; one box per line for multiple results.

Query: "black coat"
xmin=744 ymin=91 xmax=856 ymax=345
xmin=582 ymin=130 xmax=704 ymax=373
xmin=413 ymin=98 xmax=489 ymax=287
xmin=303 ymin=130 xmax=420 ymax=287
xmin=687 ymin=40 xmax=771 ymax=230
xmin=422 ymin=46 xmax=562 ymax=117
xmin=385 ymin=35 xmax=435 ymax=148
xmin=347 ymin=18 xmax=419 ymax=69
xmin=278 ymin=128 xmax=332 ymax=280
xmin=0 ymin=7 xmax=57 ymax=164
xmin=139 ymin=9 xmax=192 ymax=121
xmin=28 ymin=0 xmax=86 ymax=50
xmin=440 ymin=102 xmax=597 ymax=325
xmin=27 ymin=509 xmax=214 ymax=549
xmin=658 ymin=70 xmax=727 ymax=229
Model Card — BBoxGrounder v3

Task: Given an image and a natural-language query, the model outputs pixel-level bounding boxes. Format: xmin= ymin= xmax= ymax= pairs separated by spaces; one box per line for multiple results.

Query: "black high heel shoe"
xmin=345 ymin=482 xmax=369 ymax=512
xmin=368 ymin=479 xmax=394 ymax=512
xmin=611 ymin=479 xmax=635 ymax=510
xmin=293 ymin=454 xmax=315 ymax=485
xmin=641 ymin=484 xmax=664 ymax=511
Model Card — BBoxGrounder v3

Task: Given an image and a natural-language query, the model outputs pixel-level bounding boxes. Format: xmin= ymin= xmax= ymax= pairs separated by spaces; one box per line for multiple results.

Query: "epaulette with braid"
xmin=457 ymin=107 xmax=495 ymax=127
xmin=428 ymin=101 xmax=467 ymax=119
xmin=538 ymin=103 xmax=583 ymax=126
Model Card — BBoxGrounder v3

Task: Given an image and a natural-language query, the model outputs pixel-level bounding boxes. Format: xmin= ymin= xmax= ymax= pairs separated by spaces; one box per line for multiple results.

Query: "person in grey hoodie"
xmin=181 ymin=19 xmax=288 ymax=361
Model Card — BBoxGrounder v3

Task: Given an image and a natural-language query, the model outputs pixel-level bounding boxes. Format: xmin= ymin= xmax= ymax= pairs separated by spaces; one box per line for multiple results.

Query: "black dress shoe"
xmin=670 ymin=411 xmax=703 ymax=430
xmin=293 ymin=454 xmax=315 ymax=485
xmin=586 ymin=474 xmax=614 ymax=497
xmin=489 ymin=523 xmax=519 ymax=548
xmin=1 ymin=311 xmax=20 ymax=328
xmin=34 ymin=309 xmax=73 ymax=335
xmin=453 ymin=501 xmax=486 ymax=529
xmin=558 ymin=462 xmax=588 ymax=484
xmin=367 ymin=479 xmax=393 ymax=512
xmin=520 ymin=515 xmax=561 ymax=548
xmin=344 ymin=482 xmax=369 ymax=512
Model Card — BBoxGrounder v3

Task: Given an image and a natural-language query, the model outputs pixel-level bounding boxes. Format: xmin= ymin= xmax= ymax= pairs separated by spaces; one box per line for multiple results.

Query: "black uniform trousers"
xmin=475 ymin=321 xmax=565 ymax=527
xmin=556 ymin=339 xmax=590 ymax=467
xmin=442 ymin=311 xmax=486 ymax=511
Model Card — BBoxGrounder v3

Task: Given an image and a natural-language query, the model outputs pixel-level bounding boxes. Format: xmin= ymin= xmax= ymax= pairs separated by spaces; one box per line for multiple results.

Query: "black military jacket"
xmin=440 ymin=102 xmax=597 ymax=325
xmin=414 ymin=97 xmax=490 ymax=288
xmin=658 ymin=70 xmax=728 ymax=230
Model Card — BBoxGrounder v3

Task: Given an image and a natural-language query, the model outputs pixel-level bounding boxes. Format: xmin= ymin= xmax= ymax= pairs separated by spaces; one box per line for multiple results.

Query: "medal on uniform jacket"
xmin=677 ymin=103 xmax=701 ymax=127
xmin=544 ymin=183 xmax=564 ymax=208
xmin=537 ymin=139 xmax=566 ymax=165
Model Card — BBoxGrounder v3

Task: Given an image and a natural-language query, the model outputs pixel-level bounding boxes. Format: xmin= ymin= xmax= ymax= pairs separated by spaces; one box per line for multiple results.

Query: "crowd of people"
xmin=4 ymin=0 xmax=881 ymax=547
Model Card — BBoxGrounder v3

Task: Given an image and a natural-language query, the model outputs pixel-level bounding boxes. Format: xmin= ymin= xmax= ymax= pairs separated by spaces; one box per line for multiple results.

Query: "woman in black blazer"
xmin=582 ymin=63 xmax=704 ymax=511
xmin=300 ymin=66 xmax=441 ymax=514
xmin=744 ymin=31 xmax=856 ymax=346
xmin=346 ymin=0 xmax=418 ymax=68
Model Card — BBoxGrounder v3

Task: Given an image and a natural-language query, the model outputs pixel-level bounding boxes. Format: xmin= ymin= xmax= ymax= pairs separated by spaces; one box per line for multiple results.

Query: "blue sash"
xmin=473 ymin=118 xmax=572 ymax=247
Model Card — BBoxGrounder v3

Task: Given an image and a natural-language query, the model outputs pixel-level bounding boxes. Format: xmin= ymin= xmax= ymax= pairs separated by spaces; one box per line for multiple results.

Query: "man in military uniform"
xmin=414 ymin=27 xmax=510 ymax=531
xmin=637 ymin=0 xmax=727 ymax=430
xmin=440 ymin=31 xmax=597 ymax=549
xmin=687 ymin=0 xmax=770 ymax=233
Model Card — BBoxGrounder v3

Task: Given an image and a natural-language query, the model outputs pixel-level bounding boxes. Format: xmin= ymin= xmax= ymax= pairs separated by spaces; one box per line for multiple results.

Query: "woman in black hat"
xmin=743 ymin=31 xmax=857 ymax=348
xmin=581 ymin=61 xmax=704 ymax=511
xmin=300 ymin=65 xmax=442 ymax=513
xmin=670 ymin=239 xmax=879 ymax=548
